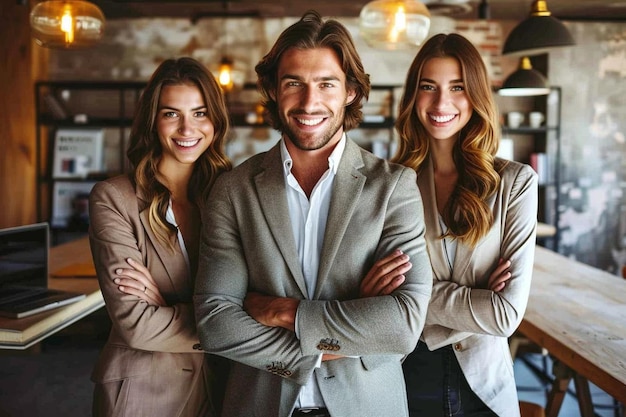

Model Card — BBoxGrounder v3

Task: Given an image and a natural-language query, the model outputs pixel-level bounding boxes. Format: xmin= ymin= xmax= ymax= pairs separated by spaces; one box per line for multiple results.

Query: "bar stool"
xmin=510 ymin=332 xmax=551 ymax=393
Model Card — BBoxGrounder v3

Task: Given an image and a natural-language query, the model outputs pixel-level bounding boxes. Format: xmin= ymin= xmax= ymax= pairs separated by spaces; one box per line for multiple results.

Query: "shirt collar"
xmin=280 ymin=134 xmax=346 ymax=177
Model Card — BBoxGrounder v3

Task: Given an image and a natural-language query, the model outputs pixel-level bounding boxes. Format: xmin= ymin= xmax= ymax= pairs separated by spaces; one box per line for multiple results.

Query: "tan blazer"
xmin=194 ymin=139 xmax=433 ymax=417
xmin=418 ymin=156 xmax=538 ymax=417
xmin=89 ymin=175 xmax=224 ymax=417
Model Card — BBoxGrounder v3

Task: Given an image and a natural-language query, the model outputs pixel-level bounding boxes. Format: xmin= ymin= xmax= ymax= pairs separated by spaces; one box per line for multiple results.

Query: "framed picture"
xmin=52 ymin=128 xmax=104 ymax=179
xmin=51 ymin=181 xmax=98 ymax=228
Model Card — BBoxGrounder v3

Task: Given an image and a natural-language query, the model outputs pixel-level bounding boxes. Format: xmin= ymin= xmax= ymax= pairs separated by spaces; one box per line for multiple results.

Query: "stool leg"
xmin=573 ymin=373 xmax=594 ymax=417
xmin=545 ymin=360 xmax=573 ymax=417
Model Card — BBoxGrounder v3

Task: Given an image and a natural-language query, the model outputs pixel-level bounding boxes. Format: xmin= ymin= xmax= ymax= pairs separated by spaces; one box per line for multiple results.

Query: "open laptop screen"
xmin=0 ymin=223 xmax=49 ymax=292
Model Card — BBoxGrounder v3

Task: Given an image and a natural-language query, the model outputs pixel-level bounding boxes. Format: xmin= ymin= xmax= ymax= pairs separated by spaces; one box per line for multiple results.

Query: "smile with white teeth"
xmin=296 ymin=117 xmax=324 ymax=126
xmin=174 ymin=139 xmax=200 ymax=147
xmin=430 ymin=114 xmax=456 ymax=123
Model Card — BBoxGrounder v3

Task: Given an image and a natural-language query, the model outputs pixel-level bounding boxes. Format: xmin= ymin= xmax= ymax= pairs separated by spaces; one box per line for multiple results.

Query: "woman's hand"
xmin=488 ymin=259 xmax=512 ymax=292
xmin=360 ymin=250 xmax=412 ymax=297
xmin=114 ymin=258 xmax=167 ymax=306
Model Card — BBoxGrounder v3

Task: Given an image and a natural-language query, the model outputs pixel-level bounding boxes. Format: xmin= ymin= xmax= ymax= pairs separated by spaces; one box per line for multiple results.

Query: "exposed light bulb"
xmin=218 ymin=64 xmax=233 ymax=90
xmin=61 ymin=8 xmax=74 ymax=44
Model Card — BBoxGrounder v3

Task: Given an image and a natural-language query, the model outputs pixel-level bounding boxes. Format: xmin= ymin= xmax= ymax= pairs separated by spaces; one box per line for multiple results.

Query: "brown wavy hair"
xmin=126 ymin=57 xmax=232 ymax=250
xmin=392 ymin=33 xmax=502 ymax=247
xmin=255 ymin=10 xmax=370 ymax=132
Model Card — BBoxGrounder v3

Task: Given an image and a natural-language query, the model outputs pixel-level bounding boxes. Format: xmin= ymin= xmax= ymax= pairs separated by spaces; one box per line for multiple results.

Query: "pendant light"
xmin=216 ymin=56 xmax=236 ymax=92
xmin=210 ymin=1 xmax=245 ymax=93
xmin=478 ymin=0 xmax=490 ymax=19
xmin=30 ymin=0 xmax=105 ymax=49
xmin=502 ymin=0 xmax=575 ymax=57
xmin=498 ymin=57 xmax=550 ymax=97
xmin=359 ymin=0 xmax=431 ymax=50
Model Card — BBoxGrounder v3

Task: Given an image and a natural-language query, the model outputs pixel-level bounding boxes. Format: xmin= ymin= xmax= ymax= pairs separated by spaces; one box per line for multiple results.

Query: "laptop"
xmin=0 ymin=222 xmax=86 ymax=319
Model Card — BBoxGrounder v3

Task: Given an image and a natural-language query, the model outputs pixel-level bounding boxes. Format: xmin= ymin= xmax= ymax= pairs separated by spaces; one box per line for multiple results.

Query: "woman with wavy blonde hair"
xmin=89 ymin=57 xmax=231 ymax=417
xmin=393 ymin=33 xmax=538 ymax=416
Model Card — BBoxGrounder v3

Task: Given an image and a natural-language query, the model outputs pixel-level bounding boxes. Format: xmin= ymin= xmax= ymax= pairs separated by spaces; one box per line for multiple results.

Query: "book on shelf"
xmin=0 ymin=291 xmax=104 ymax=347
xmin=530 ymin=152 xmax=549 ymax=185
xmin=52 ymin=128 xmax=105 ymax=179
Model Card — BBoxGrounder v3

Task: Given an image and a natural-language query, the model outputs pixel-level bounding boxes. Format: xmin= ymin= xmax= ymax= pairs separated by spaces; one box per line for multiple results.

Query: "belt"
xmin=291 ymin=408 xmax=331 ymax=417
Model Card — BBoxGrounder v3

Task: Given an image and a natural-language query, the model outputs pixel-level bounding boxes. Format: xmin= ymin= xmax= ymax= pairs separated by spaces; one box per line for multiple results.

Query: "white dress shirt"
xmin=166 ymin=199 xmax=190 ymax=270
xmin=280 ymin=135 xmax=346 ymax=408
xmin=438 ymin=214 xmax=457 ymax=275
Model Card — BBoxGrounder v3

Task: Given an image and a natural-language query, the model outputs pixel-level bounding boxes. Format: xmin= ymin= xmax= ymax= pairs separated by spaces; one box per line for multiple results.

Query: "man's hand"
xmin=360 ymin=250 xmax=412 ymax=297
xmin=245 ymin=293 xmax=345 ymax=361
xmin=244 ymin=292 xmax=299 ymax=332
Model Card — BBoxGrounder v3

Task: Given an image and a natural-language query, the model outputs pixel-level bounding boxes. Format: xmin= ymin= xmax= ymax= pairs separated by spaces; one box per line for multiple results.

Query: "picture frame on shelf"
xmin=51 ymin=181 xmax=97 ymax=229
xmin=52 ymin=128 xmax=104 ymax=179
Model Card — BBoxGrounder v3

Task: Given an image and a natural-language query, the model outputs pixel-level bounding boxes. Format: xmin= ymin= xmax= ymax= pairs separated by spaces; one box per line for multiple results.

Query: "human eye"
xmin=194 ymin=110 xmax=207 ymax=118
xmin=419 ymin=83 xmax=435 ymax=91
xmin=284 ymin=80 xmax=301 ymax=88
xmin=451 ymin=84 xmax=465 ymax=92
xmin=161 ymin=110 xmax=178 ymax=118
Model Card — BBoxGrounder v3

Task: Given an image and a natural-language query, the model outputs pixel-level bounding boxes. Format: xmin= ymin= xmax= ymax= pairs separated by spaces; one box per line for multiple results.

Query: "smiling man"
xmin=193 ymin=10 xmax=433 ymax=417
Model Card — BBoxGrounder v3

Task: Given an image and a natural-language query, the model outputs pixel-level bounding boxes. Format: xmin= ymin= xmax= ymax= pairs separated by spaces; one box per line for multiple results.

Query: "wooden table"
xmin=0 ymin=236 xmax=103 ymax=350
xmin=519 ymin=246 xmax=626 ymax=416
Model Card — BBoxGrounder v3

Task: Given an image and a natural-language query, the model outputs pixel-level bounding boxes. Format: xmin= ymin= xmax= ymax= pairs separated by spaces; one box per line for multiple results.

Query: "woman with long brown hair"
xmin=89 ymin=57 xmax=231 ymax=417
xmin=394 ymin=33 xmax=537 ymax=416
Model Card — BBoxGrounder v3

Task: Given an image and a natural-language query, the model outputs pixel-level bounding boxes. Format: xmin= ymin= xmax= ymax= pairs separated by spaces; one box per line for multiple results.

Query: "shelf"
xmin=37 ymin=116 xmax=134 ymax=127
xmin=36 ymin=80 xmax=147 ymax=90
xmin=35 ymin=81 xmax=145 ymax=228
xmin=496 ymin=87 xmax=562 ymax=251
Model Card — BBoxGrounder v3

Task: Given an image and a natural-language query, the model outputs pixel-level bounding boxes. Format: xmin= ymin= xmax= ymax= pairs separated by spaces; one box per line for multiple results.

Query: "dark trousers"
xmin=403 ymin=343 xmax=497 ymax=417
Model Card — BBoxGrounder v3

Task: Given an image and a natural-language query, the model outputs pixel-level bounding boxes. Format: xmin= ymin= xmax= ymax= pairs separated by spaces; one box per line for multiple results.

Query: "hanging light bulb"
xmin=217 ymin=56 xmax=234 ymax=92
xmin=30 ymin=0 xmax=105 ymax=49
xmin=212 ymin=56 xmax=245 ymax=93
xmin=359 ymin=0 xmax=431 ymax=50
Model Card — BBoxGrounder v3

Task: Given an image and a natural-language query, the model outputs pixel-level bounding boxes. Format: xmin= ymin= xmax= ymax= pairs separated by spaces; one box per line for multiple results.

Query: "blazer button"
xmin=192 ymin=343 xmax=203 ymax=350
xmin=453 ymin=343 xmax=462 ymax=351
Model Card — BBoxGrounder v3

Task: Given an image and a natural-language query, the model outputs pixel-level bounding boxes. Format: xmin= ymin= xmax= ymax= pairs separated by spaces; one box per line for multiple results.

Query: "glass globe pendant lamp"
xmin=359 ymin=0 xmax=431 ymax=50
xmin=30 ymin=0 xmax=105 ymax=49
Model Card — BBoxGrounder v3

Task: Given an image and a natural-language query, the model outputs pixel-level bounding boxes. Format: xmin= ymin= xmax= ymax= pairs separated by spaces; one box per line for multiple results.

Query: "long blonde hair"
xmin=393 ymin=33 xmax=502 ymax=247
xmin=126 ymin=57 xmax=232 ymax=250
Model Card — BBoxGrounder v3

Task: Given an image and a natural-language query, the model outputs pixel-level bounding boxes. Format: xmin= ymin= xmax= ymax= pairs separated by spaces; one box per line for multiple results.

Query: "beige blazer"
xmin=194 ymin=139 xmax=433 ymax=417
xmin=418 ymin=156 xmax=538 ymax=417
xmin=89 ymin=175 xmax=224 ymax=417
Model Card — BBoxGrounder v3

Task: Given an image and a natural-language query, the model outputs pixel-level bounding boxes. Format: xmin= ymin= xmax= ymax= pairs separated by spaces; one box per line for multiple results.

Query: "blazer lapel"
xmin=315 ymin=140 xmax=366 ymax=298
xmin=418 ymin=157 xmax=451 ymax=281
xmin=137 ymin=189 xmax=189 ymax=296
xmin=255 ymin=144 xmax=308 ymax=297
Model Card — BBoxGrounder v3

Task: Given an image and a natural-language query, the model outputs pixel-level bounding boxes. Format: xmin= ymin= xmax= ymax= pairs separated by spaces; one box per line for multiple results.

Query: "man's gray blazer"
xmin=194 ymin=139 xmax=433 ymax=417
